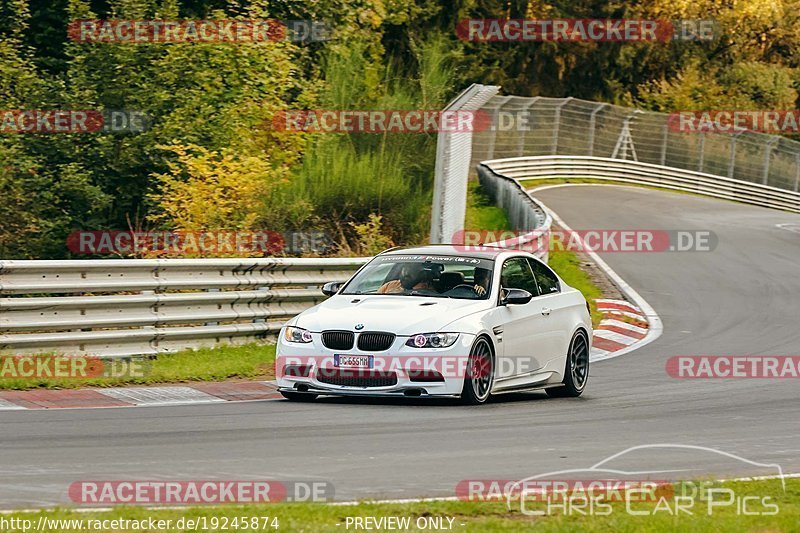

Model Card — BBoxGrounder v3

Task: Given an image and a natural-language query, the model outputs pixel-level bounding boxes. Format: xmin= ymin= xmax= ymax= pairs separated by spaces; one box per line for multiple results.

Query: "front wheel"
xmin=546 ymin=330 xmax=590 ymax=398
xmin=460 ymin=337 xmax=494 ymax=405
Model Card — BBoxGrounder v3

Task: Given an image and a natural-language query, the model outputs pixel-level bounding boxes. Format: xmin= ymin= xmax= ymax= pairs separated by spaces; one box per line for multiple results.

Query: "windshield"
xmin=341 ymin=254 xmax=494 ymax=300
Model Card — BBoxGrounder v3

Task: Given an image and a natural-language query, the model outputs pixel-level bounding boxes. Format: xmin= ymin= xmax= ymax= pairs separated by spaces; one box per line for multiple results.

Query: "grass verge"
xmin=0 ymin=343 xmax=276 ymax=391
xmin=548 ymin=249 xmax=604 ymax=326
xmin=5 ymin=478 xmax=798 ymax=532
xmin=464 ymin=181 xmax=511 ymax=231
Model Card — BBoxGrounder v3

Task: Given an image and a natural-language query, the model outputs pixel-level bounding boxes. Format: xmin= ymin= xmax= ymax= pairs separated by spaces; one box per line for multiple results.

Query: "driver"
xmin=378 ymin=263 xmax=434 ymax=294
xmin=473 ymin=267 xmax=491 ymax=296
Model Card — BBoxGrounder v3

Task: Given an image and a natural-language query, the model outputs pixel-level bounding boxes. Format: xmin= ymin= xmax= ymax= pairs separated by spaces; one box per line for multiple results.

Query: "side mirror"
xmin=501 ymin=288 xmax=533 ymax=306
xmin=321 ymin=281 xmax=343 ymax=297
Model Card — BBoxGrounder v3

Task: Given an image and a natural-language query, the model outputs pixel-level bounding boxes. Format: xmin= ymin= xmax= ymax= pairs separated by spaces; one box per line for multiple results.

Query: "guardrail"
xmin=476 ymin=164 xmax=553 ymax=263
xmin=0 ymin=258 xmax=367 ymax=358
xmin=481 ymin=155 xmax=800 ymax=213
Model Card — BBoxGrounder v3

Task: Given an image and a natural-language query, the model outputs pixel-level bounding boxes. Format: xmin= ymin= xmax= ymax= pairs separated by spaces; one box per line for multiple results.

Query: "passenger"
xmin=378 ymin=263 xmax=434 ymax=294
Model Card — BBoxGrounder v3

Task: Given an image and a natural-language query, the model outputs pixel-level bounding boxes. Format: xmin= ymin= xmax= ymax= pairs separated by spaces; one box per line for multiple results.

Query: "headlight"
xmin=284 ymin=326 xmax=313 ymax=344
xmin=406 ymin=332 xmax=459 ymax=348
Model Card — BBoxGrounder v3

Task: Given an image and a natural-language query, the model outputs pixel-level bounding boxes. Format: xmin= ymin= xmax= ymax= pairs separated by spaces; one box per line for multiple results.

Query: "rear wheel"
xmin=460 ymin=337 xmax=494 ymax=405
xmin=546 ymin=330 xmax=589 ymax=398
xmin=280 ymin=390 xmax=318 ymax=402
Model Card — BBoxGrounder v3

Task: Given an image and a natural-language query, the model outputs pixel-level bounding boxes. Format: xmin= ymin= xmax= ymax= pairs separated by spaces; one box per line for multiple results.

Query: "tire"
xmin=546 ymin=330 xmax=590 ymax=398
xmin=460 ymin=336 xmax=494 ymax=405
xmin=280 ymin=390 xmax=318 ymax=402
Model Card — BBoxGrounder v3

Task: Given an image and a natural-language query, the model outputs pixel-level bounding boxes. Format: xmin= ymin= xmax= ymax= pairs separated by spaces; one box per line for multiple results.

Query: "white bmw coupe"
xmin=276 ymin=245 xmax=592 ymax=404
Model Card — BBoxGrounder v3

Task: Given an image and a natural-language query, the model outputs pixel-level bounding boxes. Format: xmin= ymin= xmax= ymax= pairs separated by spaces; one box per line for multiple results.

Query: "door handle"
xmin=541 ymin=307 xmax=551 ymax=316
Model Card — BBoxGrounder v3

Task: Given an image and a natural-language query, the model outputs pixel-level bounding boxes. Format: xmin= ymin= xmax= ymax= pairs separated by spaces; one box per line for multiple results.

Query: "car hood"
xmin=294 ymin=294 xmax=491 ymax=335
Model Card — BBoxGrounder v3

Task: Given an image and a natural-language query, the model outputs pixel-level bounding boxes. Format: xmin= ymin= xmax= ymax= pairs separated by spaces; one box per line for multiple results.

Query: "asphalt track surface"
xmin=1 ymin=186 xmax=799 ymax=509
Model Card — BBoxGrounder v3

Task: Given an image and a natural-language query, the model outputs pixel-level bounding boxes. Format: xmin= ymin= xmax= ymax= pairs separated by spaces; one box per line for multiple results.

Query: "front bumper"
xmin=276 ymin=332 xmax=477 ymax=397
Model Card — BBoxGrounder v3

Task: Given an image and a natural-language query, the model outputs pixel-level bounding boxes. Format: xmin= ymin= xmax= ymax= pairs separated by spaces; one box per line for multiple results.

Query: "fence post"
xmin=762 ymin=137 xmax=779 ymax=185
xmin=728 ymin=131 xmax=743 ymax=179
xmin=485 ymin=96 xmax=512 ymax=161
xmin=795 ymin=153 xmax=800 ymax=192
xmin=516 ymin=97 xmax=540 ymax=157
xmin=551 ymin=97 xmax=573 ymax=155
xmin=660 ymin=124 xmax=668 ymax=166
xmin=697 ymin=132 xmax=705 ymax=172
xmin=588 ymin=103 xmax=608 ymax=157
xmin=429 ymin=84 xmax=500 ymax=244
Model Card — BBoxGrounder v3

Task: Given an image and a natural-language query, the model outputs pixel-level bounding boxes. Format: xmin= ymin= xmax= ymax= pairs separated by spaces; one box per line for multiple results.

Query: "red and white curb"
xmin=591 ymin=299 xmax=649 ymax=361
xmin=0 ymin=381 xmax=281 ymax=411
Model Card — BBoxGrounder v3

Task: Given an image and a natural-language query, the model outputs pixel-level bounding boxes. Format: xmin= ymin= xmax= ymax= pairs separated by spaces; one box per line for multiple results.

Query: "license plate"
xmin=334 ymin=354 xmax=373 ymax=369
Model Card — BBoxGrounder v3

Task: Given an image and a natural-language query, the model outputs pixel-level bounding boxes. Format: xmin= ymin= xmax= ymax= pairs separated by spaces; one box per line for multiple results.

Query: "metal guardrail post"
xmin=697 ymin=132 xmax=705 ymax=172
xmin=660 ymin=124 xmax=668 ymax=166
xmin=516 ymin=97 xmax=540 ymax=156
xmin=485 ymin=95 xmax=512 ymax=161
xmin=728 ymin=131 xmax=744 ymax=179
xmin=762 ymin=137 xmax=779 ymax=185
xmin=551 ymin=98 xmax=572 ymax=155
xmin=795 ymin=153 xmax=800 ymax=192
xmin=587 ymin=103 xmax=608 ymax=157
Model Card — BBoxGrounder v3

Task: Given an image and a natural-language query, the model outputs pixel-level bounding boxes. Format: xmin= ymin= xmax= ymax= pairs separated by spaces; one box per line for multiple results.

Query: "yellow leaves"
xmin=349 ymin=213 xmax=394 ymax=256
xmin=644 ymin=0 xmax=785 ymax=33
xmin=148 ymin=143 xmax=287 ymax=234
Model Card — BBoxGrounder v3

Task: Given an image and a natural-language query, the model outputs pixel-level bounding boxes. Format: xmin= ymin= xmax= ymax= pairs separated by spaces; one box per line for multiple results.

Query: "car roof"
xmin=380 ymin=244 xmax=510 ymax=260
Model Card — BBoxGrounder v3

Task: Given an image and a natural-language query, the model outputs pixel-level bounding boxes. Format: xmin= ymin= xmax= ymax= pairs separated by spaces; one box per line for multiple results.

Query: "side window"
xmin=527 ymin=258 xmax=560 ymax=294
xmin=500 ymin=257 xmax=540 ymax=296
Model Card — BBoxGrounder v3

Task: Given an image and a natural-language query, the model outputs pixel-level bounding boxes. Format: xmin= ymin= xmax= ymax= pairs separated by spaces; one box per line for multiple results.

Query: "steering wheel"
xmin=446 ymin=284 xmax=486 ymax=297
